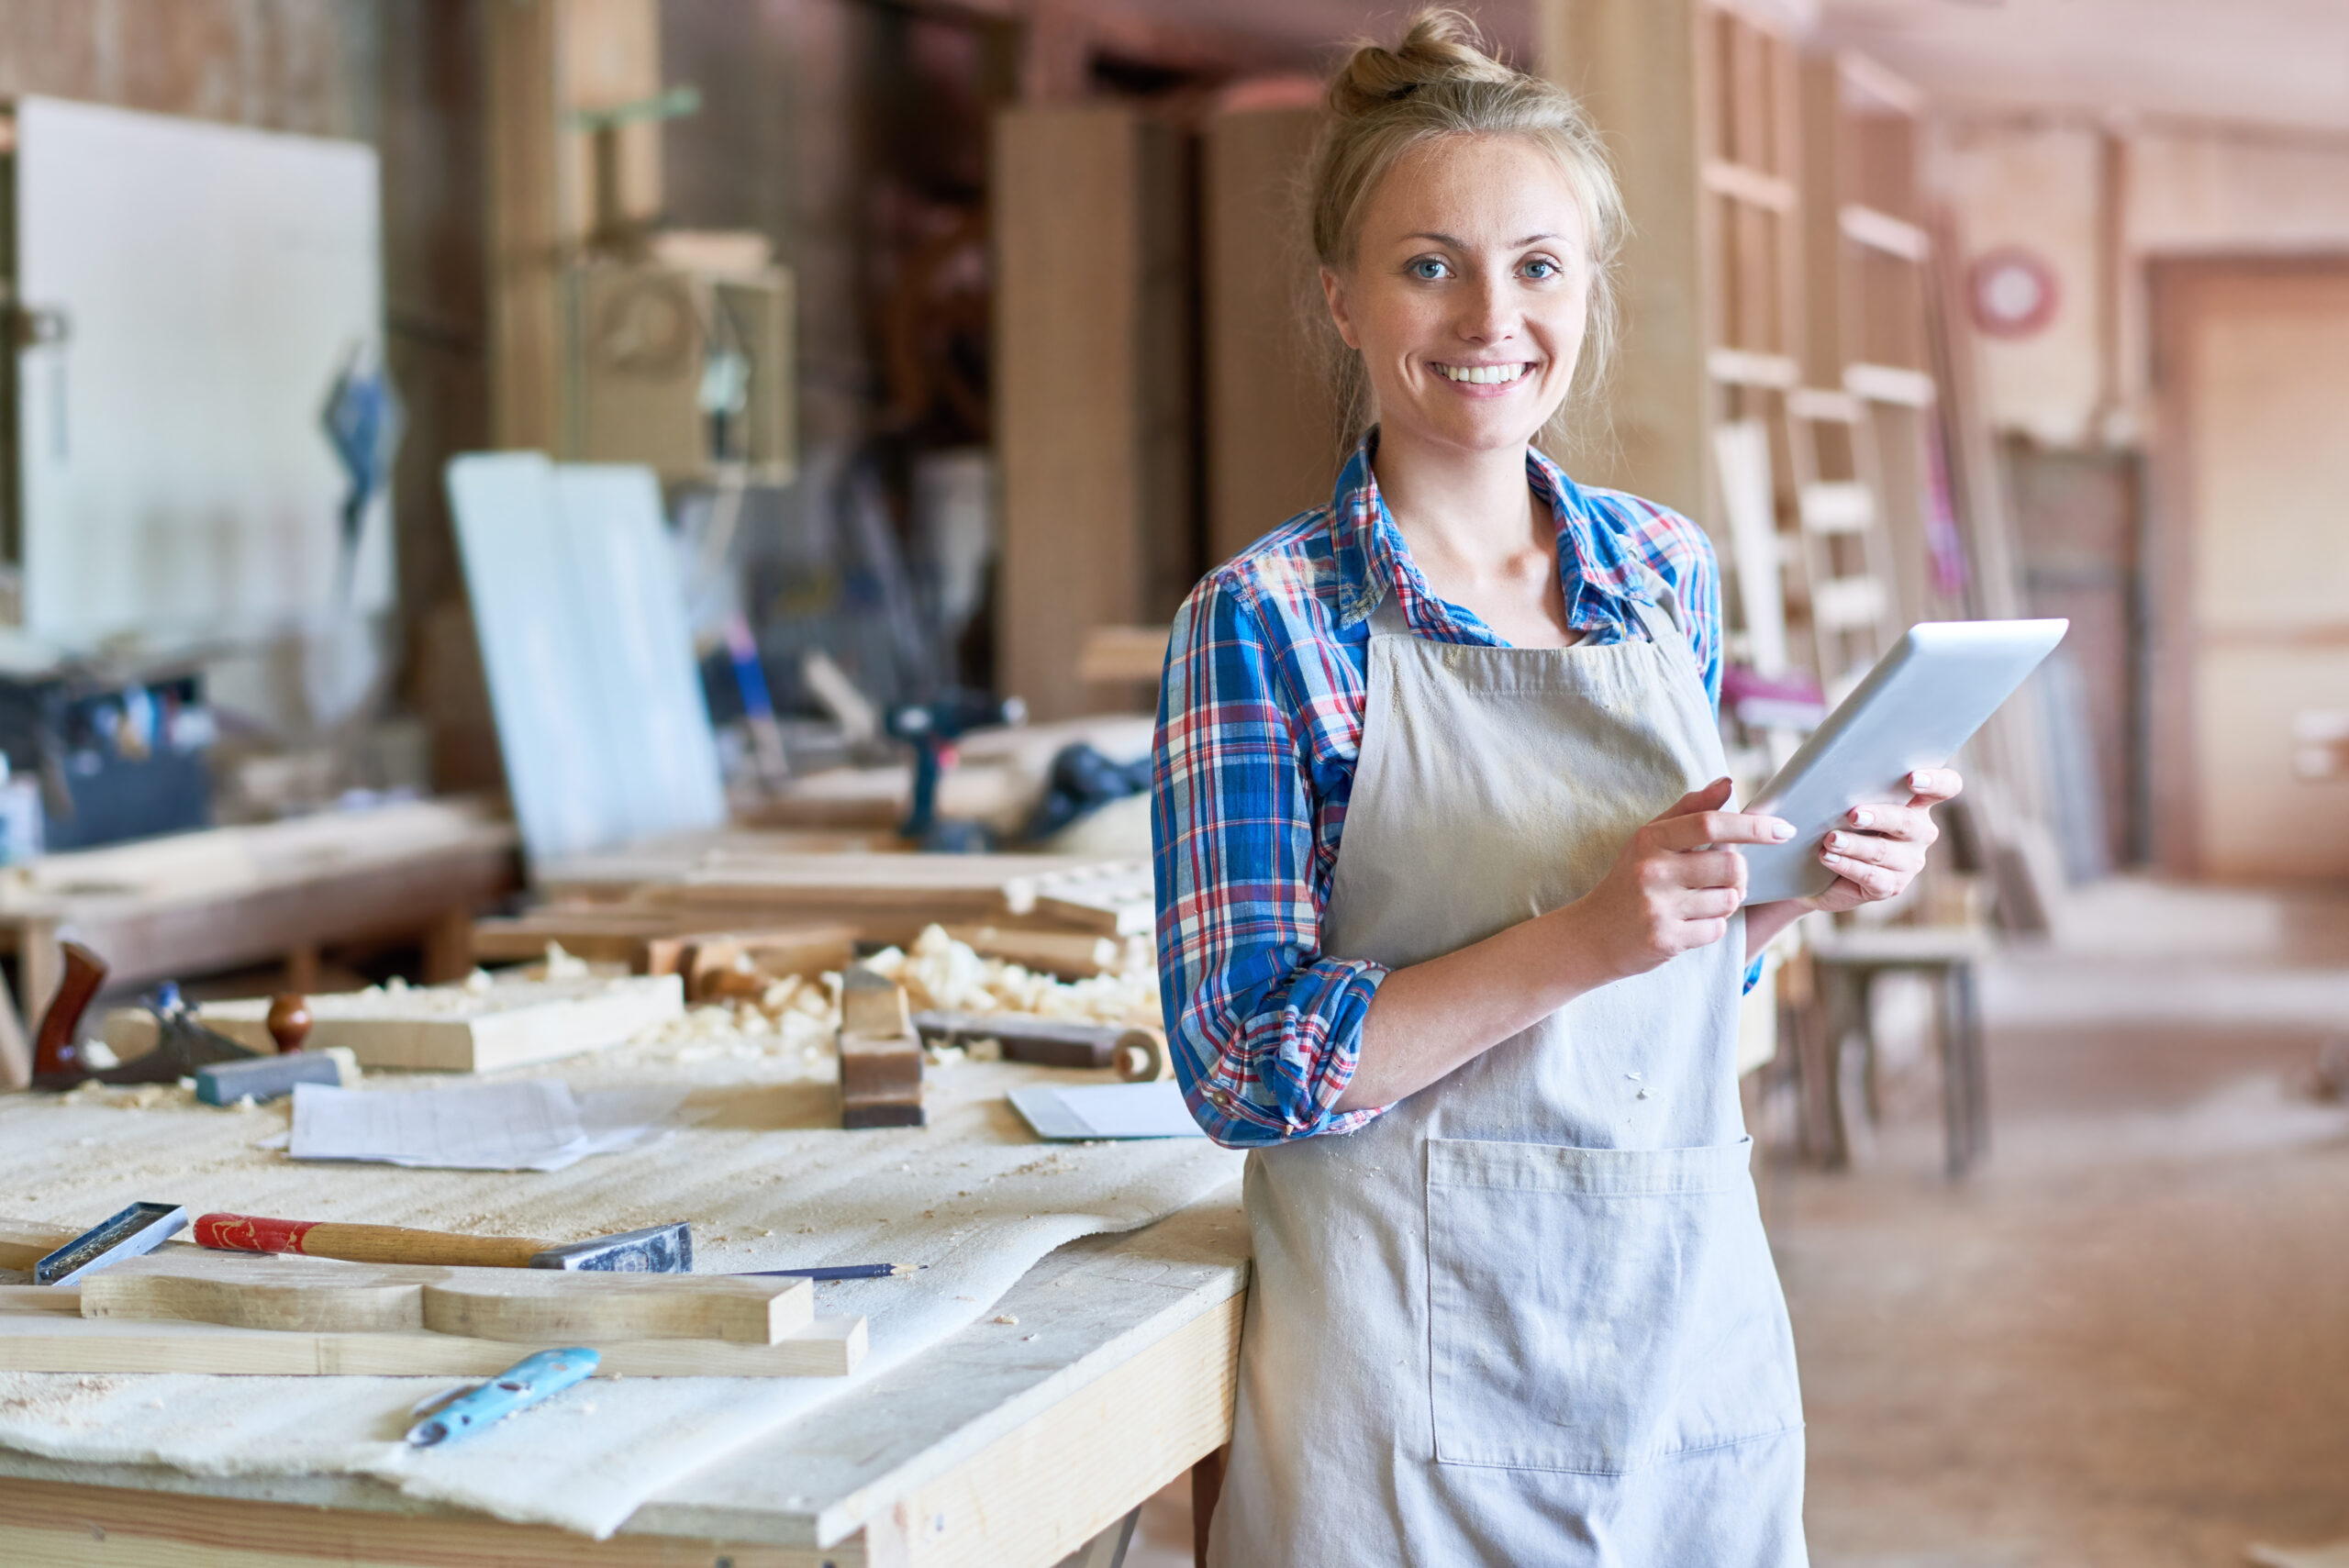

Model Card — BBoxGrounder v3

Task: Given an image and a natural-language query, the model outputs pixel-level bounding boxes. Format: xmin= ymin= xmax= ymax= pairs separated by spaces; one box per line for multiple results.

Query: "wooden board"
xmin=72 ymin=1251 xmax=812 ymax=1345
xmin=995 ymin=104 xmax=1196 ymax=723
xmin=0 ymin=1312 xmax=866 ymax=1377
xmin=1026 ymin=862 xmax=1153 ymax=937
xmin=1203 ymin=102 xmax=1341 ymax=566
xmin=102 ymin=973 xmax=685 ymax=1073
xmin=940 ymin=925 xmax=1127 ymax=980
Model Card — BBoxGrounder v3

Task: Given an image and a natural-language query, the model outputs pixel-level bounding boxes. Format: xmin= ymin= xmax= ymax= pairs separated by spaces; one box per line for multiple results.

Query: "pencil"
xmin=732 ymin=1262 xmax=921 ymax=1281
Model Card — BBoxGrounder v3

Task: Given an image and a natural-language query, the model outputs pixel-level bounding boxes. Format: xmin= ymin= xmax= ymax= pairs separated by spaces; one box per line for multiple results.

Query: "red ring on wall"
xmin=1966 ymin=247 xmax=2062 ymax=339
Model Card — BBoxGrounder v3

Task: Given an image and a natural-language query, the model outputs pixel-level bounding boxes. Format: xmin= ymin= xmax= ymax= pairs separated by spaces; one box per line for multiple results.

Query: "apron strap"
xmin=1366 ymin=589 xmax=1415 ymax=639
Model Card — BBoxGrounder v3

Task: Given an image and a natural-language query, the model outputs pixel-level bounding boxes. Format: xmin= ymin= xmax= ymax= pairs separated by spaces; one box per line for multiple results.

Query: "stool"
xmin=1799 ymin=924 xmax=1993 ymax=1178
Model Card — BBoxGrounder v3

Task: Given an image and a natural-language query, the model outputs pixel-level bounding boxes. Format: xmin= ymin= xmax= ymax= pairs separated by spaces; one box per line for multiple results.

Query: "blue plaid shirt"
xmin=1151 ymin=434 xmax=1731 ymax=1150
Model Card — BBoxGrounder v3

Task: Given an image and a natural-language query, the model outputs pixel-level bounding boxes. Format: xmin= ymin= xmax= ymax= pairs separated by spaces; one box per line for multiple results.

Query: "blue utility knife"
xmin=405 ymin=1347 xmax=599 ymax=1448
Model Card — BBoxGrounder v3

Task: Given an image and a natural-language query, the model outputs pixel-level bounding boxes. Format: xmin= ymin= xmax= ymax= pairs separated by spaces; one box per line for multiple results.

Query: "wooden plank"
xmin=102 ymin=974 xmax=685 ymax=1073
xmin=1026 ymin=862 xmax=1154 ymax=937
xmin=1840 ymin=202 xmax=1930 ymax=262
xmin=940 ymin=925 xmax=1128 ymax=980
xmin=1842 ymin=361 xmax=1937 ymax=406
xmin=1707 ymin=347 xmax=1801 ymax=387
xmin=1798 ymin=480 xmax=1876 ymax=533
xmin=895 ymin=1295 xmax=1241 ymax=1568
xmin=0 ymin=1312 xmax=866 ymax=1378
xmin=73 ymin=1252 xmax=813 ymax=1346
xmin=1540 ymin=0 xmax=1709 ymax=518
xmin=1203 ymin=102 xmax=1341 ymax=567
xmin=1701 ymin=157 xmax=1796 ymax=213
xmin=0 ymin=1475 xmax=855 ymax=1568
xmin=996 ymin=104 xmax=1196 ymax=724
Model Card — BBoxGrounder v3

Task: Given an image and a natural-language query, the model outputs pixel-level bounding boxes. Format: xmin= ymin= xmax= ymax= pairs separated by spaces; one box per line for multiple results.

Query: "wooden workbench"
xmin=0 ymin=1196 xmax=1247 ymax=1568
xmin=0 ymin=798 xmax=519 ymax=1086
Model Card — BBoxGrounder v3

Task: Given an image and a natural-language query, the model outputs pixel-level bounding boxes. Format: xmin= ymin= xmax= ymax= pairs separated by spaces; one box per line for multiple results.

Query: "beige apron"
xmin=1208 ymin=582 xmax=1807 ymax=1567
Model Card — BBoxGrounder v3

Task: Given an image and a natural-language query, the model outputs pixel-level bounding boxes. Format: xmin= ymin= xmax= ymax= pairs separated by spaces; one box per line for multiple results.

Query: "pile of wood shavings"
xmin=628 ymin=924 xmax=1159 ymax=1064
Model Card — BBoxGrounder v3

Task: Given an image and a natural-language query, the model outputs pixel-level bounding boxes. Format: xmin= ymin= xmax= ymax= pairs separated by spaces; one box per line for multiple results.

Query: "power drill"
xmin=884 ymin=690 xmax=1026 ymax=851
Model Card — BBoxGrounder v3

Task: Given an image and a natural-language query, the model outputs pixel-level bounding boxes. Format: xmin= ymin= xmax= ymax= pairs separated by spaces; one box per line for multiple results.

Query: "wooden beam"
xmin=1203 ymin=104 xmax=1341 ymax=565
xmin=993 ymin=105 xmax=1196 ymax=722
xmin=1536 ymin=0 xmax=1710 ymax=519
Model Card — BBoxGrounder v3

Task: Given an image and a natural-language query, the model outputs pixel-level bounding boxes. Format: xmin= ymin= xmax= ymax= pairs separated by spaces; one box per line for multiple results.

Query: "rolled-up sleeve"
xmin=1152 ymin=575 xmax=1386 ymax=1149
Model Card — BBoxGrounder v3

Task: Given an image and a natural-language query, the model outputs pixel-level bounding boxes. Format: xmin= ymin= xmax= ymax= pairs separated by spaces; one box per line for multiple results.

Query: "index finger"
xmin=1904 ymin=768 xmax=1964 ymax=806
xmin=1649 ymin=809 xmax=1798 ymax=851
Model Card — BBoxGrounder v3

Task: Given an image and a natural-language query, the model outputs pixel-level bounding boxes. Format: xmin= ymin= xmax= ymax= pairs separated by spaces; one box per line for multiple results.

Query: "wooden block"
xmin=941 ymin=924 xmax=1125 ymax=979
xmin=671 ymin=928 xmax=860 ymax=1001
xmin=1027 ymin=862 xmax=1154 ymax=937
xmin=0 ymin=1218 xmax=78 ymax=1272
xmin=102 ymin=973 xmax=685 ymax=1073
xmin=73 ymin=1252 xmax=813 ymax=1345
xmin=0 ymin=1312 xmax=869 ymax=1377
xmin=841 ymin=966 xmax=913 ymax=1039
xmin=912 ymin=1010 xmax=1120 ymax=1070
xmin=839 ymin=967 xmax=922 ymax=1129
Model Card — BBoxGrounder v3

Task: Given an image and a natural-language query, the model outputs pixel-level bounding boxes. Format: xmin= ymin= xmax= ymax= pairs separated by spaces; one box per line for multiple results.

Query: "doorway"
xmin=2149 ymin=258 xmax=2349 ymax=879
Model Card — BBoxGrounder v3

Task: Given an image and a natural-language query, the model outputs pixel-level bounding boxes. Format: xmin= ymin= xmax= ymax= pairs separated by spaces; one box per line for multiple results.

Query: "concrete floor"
xmin=1126 ymin=878 xmax=2349 ymax=1568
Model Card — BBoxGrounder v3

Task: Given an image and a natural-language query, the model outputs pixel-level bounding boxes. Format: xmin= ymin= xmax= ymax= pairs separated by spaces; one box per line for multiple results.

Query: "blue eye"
xmin=1409 ymin=257 xmax=1449 ymax=281
xmin=1523 ymin=258 xmax=1560 ymax=281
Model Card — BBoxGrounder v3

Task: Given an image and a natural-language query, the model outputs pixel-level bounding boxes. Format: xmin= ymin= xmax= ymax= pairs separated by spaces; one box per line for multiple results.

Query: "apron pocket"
xmin=1424 ymin=1135 xmax=1798 ymax=1474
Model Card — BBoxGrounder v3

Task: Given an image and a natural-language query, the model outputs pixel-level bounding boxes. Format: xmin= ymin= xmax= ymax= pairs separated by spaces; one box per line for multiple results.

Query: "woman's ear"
xmin=1319 ymin=265 xmax=1361 ymax=351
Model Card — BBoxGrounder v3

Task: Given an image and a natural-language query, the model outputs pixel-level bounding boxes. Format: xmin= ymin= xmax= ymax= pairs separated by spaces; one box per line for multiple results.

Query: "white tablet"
xmin=1737 ymin=619 xmax=2068 ymax=906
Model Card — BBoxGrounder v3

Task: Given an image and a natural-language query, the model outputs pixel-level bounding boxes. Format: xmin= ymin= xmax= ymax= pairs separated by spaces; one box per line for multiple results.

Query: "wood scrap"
xmin=74 ymin=1251 xmax=813 ymax=1345
xmin=913 ymin=1010 xmax=1121 ymax=1070
xmin=102 ymin=973 xmax=685 ymax=1073
xmin=0 ymin=1312 xmax=867 ymax=1377
xmin=941 ymin=924 xmax=1130 ymax=980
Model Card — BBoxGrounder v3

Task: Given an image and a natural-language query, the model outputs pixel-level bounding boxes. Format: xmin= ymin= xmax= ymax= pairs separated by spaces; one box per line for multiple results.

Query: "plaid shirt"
xmin=1151 ymin=434 xmax=1729 ymax=1150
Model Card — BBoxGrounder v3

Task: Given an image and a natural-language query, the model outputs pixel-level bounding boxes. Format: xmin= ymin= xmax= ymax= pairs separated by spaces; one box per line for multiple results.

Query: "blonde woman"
xmin=1152 ymin=13 xmax=1958 ymax=1563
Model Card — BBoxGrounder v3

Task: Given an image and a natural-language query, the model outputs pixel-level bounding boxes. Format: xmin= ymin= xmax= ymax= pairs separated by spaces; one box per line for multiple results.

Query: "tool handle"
xmin=29 ymin=942 xmax=107 ymax=1090
xmin=1115 ymin=1027 xmax=1174 ymax=1083
xmin=406 ymin=1347 xmax=599 ymax=1447
xmin=194 ymin=1213 xmax=545 ymax=1268
xmin=266 ymin=995 xmax=313 ymax=1053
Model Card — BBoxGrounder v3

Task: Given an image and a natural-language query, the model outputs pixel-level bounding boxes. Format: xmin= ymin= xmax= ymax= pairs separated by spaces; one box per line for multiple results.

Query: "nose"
xmin=1455 ymin=270 xmax=1516 ymax=346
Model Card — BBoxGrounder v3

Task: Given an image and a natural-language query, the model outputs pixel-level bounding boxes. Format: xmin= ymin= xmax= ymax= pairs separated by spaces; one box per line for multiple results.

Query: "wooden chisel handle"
xmin=194 ymin=1213 xmax=546 ymax=1268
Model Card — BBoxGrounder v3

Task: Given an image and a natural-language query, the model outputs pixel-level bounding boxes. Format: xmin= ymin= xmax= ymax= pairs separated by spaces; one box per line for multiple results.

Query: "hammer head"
xmin=526 ymin=1221 xmax=692 ymax=1273
xmin=35 ymin=1201 xmax=188 ymax=1286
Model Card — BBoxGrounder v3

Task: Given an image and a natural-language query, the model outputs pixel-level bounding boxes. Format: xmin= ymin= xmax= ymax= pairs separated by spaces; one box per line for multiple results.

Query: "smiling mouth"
xmin=1433 ymin=361 xmax=1533 ymax=385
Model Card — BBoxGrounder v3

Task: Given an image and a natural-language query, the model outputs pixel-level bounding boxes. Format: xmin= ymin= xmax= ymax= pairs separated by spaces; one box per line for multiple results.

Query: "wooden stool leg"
xmin=1191 ymin=1444 xmax=1229 ymax=1568
xmin=1937 ymin=964 xmax=1973 ymax=1179
xmin=1955 ymin=959 xmax=1988 ymax=1168
xmin=420 ymin=905 xmax=473 ymax=984
xmin=1798 ymin=966 xmax=1854 ymax=1170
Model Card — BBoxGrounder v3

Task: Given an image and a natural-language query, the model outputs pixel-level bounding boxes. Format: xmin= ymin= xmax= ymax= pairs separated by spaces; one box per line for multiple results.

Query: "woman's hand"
xmin=1801 ymin=768 xmax=1963 ymax=913
xmin=1561 ymin=776 xmax=1793 ymax=982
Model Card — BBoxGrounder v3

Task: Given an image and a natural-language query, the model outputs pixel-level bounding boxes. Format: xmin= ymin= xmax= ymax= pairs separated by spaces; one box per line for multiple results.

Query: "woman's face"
xmin=1324 ymin=133 xmax=1593 ymax=459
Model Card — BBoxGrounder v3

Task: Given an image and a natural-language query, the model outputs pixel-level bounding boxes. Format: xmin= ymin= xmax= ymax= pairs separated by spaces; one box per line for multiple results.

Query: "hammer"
xmin=193 ymin=1212 xmax=694 ymax=1273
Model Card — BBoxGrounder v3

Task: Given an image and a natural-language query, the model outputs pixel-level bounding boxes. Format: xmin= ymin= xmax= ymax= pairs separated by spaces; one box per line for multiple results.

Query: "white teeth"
xmin=1437 ymin=362 xmax=1529 ymax=385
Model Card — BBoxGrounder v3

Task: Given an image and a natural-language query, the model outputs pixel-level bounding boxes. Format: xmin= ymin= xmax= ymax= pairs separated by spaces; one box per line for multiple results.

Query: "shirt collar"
xmin=1327 ymin=428 xmax=1655 ymax=637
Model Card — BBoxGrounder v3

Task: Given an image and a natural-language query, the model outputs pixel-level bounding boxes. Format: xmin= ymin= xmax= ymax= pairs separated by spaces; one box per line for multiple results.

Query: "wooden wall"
xmin=1202 ymin=103 xmax=1341 ymax=567
xmin=994 ymin=104 xmax=1197 ymax=723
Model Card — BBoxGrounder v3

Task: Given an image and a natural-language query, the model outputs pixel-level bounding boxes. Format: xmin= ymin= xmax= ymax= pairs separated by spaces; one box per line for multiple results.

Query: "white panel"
xmin=548 ymin=465 xmax=727 ymax=845
xmin=446 ymin=454 xmax=724 ymax=865
xmin=14 ymin=97 xmax=389 ymax=644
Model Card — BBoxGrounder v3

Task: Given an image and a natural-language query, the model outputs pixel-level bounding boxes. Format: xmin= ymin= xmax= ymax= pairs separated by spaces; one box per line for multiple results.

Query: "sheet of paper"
xmin=291 ymin=1080 xmax=588 ymax=1171
xmin=1009 ymin=1081 xmax=1206 ymax=1140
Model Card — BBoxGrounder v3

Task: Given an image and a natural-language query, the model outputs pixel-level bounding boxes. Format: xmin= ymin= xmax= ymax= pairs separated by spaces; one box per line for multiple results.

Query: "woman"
xmin=1152 ymin=13 xmax=1959 ymax=1565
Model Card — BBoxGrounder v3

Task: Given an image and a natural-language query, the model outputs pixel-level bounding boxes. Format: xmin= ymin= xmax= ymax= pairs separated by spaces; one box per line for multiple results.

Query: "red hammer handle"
xmin=195 ymin=1213 xmax=319 ymax=1255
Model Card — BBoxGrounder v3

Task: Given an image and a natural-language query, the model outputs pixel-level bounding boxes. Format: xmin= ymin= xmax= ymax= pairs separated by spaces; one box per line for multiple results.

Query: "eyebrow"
xmin=1404 ymin=231 xmax=1562 ymax=248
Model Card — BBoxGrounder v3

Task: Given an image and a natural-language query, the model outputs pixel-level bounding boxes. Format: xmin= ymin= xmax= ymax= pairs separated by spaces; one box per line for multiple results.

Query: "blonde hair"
xmin=1308 ymin=8 xmax=1624 ymax=452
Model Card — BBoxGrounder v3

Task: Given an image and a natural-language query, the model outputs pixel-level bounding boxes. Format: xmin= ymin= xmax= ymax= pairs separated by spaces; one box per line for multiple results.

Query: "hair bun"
xmin=1328 ymin=9 xmax=1519 ymax=119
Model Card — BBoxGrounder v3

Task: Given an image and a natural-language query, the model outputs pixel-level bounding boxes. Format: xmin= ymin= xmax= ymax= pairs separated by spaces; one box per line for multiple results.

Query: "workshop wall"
xmin=1933 ymin=116 xmax=2349 ymax=448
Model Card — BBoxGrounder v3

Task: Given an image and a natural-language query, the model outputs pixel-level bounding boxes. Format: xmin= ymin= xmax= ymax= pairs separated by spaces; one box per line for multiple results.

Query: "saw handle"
xmin=194 ymin=1213 xmax=546 ymax=1269
xmin=29 ymin=942 xmax=108 ymax=1091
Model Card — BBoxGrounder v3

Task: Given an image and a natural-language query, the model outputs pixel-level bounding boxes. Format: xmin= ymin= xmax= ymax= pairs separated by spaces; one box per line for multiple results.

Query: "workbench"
xmin=0 ymin=798 xmax=519 ymax=1087
xmin=0 ymin=1196 xmax=1246 ymax=1568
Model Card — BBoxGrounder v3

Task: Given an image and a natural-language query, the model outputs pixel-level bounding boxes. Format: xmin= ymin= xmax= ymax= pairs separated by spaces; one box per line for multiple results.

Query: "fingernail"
xmin=1910 ymin=771 xmax=1931 ymax=789
xmin=1825 ymin=831 xmax=1844 ymax=849
xmin=1851 ymin=809 xmax=1874 ymax=828
xmin=1769 ymin=820 xmax=1794 ymax=841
